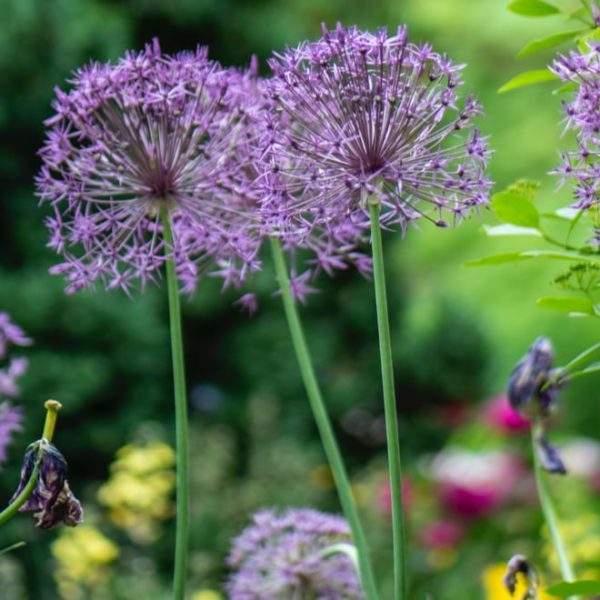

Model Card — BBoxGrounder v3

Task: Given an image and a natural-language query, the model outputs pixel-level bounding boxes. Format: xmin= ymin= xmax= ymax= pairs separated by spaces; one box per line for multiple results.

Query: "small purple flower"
xmin=0 ymin=402 xmax=23 ymax=468
xmin=552 ymin=44 xmax=600 ymax=243
xmin=9 ymin=439 xmax=83 ymax=529
xmin=227 ymin=507 xmax=363 ymax=599
xmin=0 ymin=313 xmax=31 ymax=399
xmin=36 ymin=39 xmax=262 ymax=295
xmin=259 ymin=23 xmax=491 ymax=270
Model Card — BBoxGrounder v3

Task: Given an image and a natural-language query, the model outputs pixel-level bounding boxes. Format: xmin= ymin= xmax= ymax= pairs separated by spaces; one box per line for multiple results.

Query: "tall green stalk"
xmin=531 ymin=425 xmax=576 ymax=585
xmin=368 ymin=201 xmax=407 ymax=600
xmin=161 ymin=211 xmax=190 ymax=600
xmin=270 ymin=237 xmax=380 ymax=600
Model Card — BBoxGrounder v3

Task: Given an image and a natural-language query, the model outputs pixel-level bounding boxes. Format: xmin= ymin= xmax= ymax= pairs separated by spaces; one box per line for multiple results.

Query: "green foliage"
xmin=517 ymin=29 xmax=586 ymax=56
xmin=507 ymin=0 xmax=560 ymax=16
xmin=545 ymin=580 xmax=600 ymax=596
xmin=536 ymin=295 xmax=595 ymax=314
xmin=492 ymin=189 xmax=540 ymax=228
xmin=499 ymin=68 xmax=559 ymax=92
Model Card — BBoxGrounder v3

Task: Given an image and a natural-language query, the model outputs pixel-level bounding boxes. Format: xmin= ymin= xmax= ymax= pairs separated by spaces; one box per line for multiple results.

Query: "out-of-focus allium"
xmin=226 ymin=508 xmax=363 ymax=599
xmin=428 ymin=448 xmax=522 ymax=519
xmin=0 ymin=312 xmax=31 ymax=398
xmin=36 ymin=39 xmax=262 ymax=295
xmin=0 ymin=402 xmax=23 ymax=467
xmin=10 ymin=439 xmax=83 ymax=528
xmin=261 ymin=23 xmax=491 ymax=270
xmin=552 ymin=44 xmax=600 ymax=244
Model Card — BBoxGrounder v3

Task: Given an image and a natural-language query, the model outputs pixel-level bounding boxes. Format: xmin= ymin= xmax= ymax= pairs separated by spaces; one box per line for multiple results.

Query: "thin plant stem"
xmin=0 ymin=400 xmax=63 ymax=526
xmin=531 ymin=425 xmax=576 ymax=585
xmin=368 ymin=201 xmax=407 ymax=600
xmin=270 ymin=237 xmax=380 ymax=600
xmin=161 ymin=210 xmax=190 ymax=600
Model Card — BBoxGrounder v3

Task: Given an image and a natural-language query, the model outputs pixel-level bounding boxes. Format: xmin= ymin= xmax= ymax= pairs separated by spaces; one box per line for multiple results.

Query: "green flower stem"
xmin=270 ymin=237 xmax=380 ymax=600
xmin=542 ymin=341 xmax=600 ymax=392
xmin=531 ymin=424 xmax=576 ymax=586
xmin=0 ymin=400 xmax=62 ymax=527
xmin=368 ymin=201 xmax=407 ymax=600
xmin=161 ymin=211 xmax=190 ymax=600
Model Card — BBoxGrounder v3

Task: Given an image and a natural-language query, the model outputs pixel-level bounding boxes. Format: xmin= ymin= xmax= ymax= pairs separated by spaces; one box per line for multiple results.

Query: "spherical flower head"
xmin=552 ymin=43 xmax=600 ymax=243
xmin=37 ymin=39 xmax=262 ymax=295
xmin=226 ymin=507 xmax=363 ymax=599
xmin=261 ymin=23 xmax=491 ymax=256
xmin=0 ymin=401 xmax=23 ymax=467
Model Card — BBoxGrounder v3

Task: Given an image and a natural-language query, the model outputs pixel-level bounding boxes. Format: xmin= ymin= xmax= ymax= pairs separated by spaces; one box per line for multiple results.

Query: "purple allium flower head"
xmin=227 ymin=507 xmax=363 ymax=599
xmin=36 ymin=39 xmax=262 ymax=295
xmin=9 ymin=439 xmax=83 ymax=528
xmin=0 ymin=402 xmax=23 ymax=467
xmin=260 ymin=23 xmax=491 ymax=261
xmin=552 ymin=43 xmax=600 ymax=243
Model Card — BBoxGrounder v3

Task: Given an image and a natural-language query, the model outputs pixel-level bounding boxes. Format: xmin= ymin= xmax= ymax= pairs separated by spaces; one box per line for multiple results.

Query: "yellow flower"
xmin=97 ymin=440 xmax=176 ymax=543
xmin=191 ymin=591 xmax=223 ymax=600
xmin=51 ymin=525 xmax=119 ymax=599
xmin=481 ymin=564 xmax=553 ymax=600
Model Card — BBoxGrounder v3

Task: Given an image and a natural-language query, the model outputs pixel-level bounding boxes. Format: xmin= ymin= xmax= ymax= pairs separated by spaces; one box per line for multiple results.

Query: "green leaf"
xmin=0 ymin=542 xmax=25 ymax=557
xmin=464 ymin=252 xmax=533 ymax=267
xmin=578 ymin=29 xmax=600 ymax=52
xmin=492 ymin=190 xmax=540 ymax=227
xmin=536 ymin=296 xmax=595 ymax=314
xmin=507 ymin=0 xmax=560 ymax=16
xmin=483 ymin=224 xmax=542 ymax=237
xmin=499 ymin=69 xmax=559 ymax=93
xmin=518 ymin=30 xmax=585 ymax=57
xmin=506 ymin=179 xmax=541 ymax=202
xmin=553 ymin=81 xmax=579 ymax=95
xmin=568 ymin=363 xmax=600 ymax=381
xmin=545 ymin=580 xmax=600 ymax=596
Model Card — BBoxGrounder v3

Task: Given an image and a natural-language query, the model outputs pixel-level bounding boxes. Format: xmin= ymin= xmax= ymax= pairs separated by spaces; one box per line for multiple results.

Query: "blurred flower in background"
xmin=0 ymin=402 xmax=22 ymax=468
xmin=226 ymin=507 xmax=362 ymax=599
xmin=97 ymin=440 xmax=176 ymax=544
xmin=481 ymin=563 xmax=552 ymax=600
xmin=0 ymin=312 xmax=31 ymax=398
xmin=485 ymin=395 xmax=530 ymax=434
xmin=51 ymin=524 xmax=119 ymax=600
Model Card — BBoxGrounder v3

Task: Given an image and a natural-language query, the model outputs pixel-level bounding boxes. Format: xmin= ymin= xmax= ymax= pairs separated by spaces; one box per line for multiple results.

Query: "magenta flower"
xmin=260 ymin=23 xmax=491 ymax=265
xmin=36 ymin=39 xmax=262 ymax=295
xmin=485 ymin=395 xmax=530 ymax=434
xmin=227 ymin=508 xmax=362 ymax=599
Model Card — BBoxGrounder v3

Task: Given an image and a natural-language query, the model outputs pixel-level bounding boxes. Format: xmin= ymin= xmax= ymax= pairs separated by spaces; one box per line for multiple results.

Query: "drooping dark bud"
xmin=508 ymin=337 xmax=562 ymax=419
xmin=9 ymin=439 xmax=83 ymax=529
xmin=534 ymin=433 xmax=567 ymax=475
xmin=503 ymin=554 xmax=539 ymax=600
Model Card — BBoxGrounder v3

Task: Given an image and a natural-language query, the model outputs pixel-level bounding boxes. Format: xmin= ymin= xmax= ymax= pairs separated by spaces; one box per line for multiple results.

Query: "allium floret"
xmin=552 ymin=43 xmax=600 ymax=243
xmin=0 ymin=312 xmax=31 ymax=398
xmin=37 ymin=39 xmax=262 ymax=295
xmin=0 ymin=402 xmax=23 ymax=468
xmin=226 ymin=507 xmax=363 ymax=599
xmin=260 ymin=23 xmax=491 ymax=265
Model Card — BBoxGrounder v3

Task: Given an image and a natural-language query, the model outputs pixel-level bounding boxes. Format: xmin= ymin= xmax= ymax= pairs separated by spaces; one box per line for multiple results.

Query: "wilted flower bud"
xmin=503 ymin=554 xmax=539 ymax=600
xmin=508 ymin=337 xmax=561 ymax=419
xmin=534 ymin=433 xmax=567 ymax=475
xmin=10 ymin=439 xmax=83 ymax=529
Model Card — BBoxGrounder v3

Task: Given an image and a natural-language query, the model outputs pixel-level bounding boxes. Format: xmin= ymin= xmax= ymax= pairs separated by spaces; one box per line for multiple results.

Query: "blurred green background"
xmin=1 ymin=0 xmax=600 ymax=598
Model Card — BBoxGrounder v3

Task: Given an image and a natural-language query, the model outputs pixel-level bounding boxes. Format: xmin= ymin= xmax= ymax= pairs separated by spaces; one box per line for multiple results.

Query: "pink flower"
xmin=485 ymin=395 xmax=530 ymax=433
xmin=418 ymin=520 xmax=464 ymax=549
xmin=376 ymin=475 xmax=413 ymax=518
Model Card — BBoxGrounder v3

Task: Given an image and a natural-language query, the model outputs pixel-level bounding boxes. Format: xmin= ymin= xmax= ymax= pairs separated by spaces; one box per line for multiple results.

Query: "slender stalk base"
xmin=270 ymin=237 xmax=380 ymax=600
xmin=368 ymin=202 xmax=407 ymax=600
xmin=161 ymin=212 xmax=190 ymax=600
xmin=531 ymin=426 xmax=576 ymax=587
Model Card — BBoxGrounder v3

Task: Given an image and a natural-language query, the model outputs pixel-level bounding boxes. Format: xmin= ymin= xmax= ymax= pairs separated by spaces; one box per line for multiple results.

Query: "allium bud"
xmin=10 ymin=439 xmax=83 ymax=529
xmin=534 ymin=433 xmax=567 ymax=475
xmin=226 ymin=508 xmax=362 ymax=599
xmin=502 ymin=554 xmax=539 ymax=600
xmin=508 ymin=337 xmax=561 ymax=420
